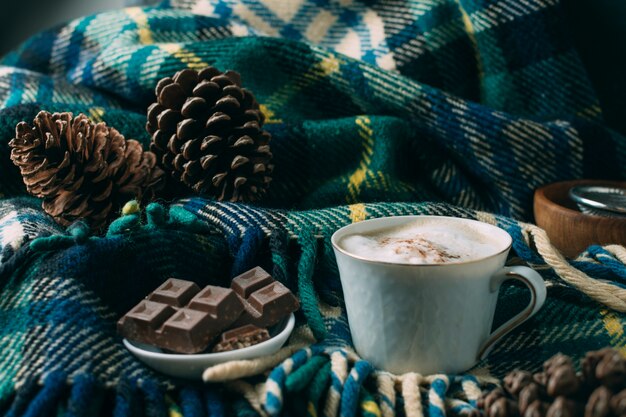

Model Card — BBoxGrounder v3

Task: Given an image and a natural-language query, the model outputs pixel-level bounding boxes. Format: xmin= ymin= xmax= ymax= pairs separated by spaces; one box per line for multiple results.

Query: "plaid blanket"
xmin=1 ymin=0 xmax=626 ymax=416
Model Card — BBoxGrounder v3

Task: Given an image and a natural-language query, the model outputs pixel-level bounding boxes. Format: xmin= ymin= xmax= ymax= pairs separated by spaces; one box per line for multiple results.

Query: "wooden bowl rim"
xmin=534 ymin=179 xmax=626 ymax=224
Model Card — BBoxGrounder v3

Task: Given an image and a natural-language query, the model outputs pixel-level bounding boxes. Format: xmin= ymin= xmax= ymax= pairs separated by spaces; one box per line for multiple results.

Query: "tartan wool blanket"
xmin=1 ymin=0 xmax=626 ymax=416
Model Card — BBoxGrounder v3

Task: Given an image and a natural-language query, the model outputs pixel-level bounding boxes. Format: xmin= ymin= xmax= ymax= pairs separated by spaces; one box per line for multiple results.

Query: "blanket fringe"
xmin=200 ymin=346 xmax=493 ymax=417
xmin=66 ymin=374 xmax=97 ymax=417
xmin=2 ymin=374 xmax=236 ymax=417
xmin=297 ymin=230 xmax=327 ymax=341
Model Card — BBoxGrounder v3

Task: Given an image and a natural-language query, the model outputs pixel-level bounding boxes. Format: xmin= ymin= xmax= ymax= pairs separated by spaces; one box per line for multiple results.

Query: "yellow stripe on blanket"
xmin=362 ymin=399 xmax=382 ymax=417
xmin=601 ymin=309 xmax=626 ymax=356
xmin=126 ymin=7 xmax=154 ymax=45
xmin=347 ymin=116 xmax=374 ymax=204
xmin=160 ymin=44 xmax=207 ymax=71
xmin=88 ymin=107 xmax=105 ymax=123
xmin=264 ymin=55 xmax=342 ymax=111
xmin=349 ymin=203 xmax=367 ymax=223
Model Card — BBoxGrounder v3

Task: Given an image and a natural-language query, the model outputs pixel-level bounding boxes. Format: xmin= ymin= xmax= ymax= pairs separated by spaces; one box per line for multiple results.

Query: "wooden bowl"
xmin=534 ymin=180 xmax=626 ymax=258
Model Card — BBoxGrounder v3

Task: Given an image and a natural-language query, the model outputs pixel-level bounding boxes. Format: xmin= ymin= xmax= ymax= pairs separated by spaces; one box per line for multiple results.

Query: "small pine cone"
xmin=10 ymin=111 xmax=163 ymax=230
xmin=146 ymin=67 xmax=273 ymax=202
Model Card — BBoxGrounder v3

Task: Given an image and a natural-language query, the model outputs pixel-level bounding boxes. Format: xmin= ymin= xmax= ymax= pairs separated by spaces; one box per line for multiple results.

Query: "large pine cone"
xmin=146 ymin=67 xmax=273 ymax=202
xmin=10 ymin=111 xmax=164 ymax=230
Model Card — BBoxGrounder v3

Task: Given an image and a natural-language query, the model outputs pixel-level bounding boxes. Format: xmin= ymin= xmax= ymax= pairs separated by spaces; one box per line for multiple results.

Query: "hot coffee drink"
xmin=331 ymin=216 xmax=546 ymax=374
xmin=339 ymin=220 xmax=501 ymax=264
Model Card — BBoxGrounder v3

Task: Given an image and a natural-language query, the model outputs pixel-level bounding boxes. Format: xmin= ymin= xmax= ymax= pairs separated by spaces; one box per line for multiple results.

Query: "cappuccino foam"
xmin=340 ymin=221 xmax=500 ymax=264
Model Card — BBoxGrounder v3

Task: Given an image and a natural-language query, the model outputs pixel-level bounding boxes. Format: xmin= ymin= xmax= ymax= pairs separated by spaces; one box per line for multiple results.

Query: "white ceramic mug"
xmin=331 ymin=216 xmax=546 ymax=375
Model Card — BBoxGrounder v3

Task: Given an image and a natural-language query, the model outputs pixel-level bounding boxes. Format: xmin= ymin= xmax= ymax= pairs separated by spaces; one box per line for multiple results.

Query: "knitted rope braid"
xmin=285 ymin=355 xmax=328 ymax=392
xmin=265 ymin=347 xmax=317 ymax=416
xmin=523 ymin=225 xmax=626 ymax=311
xmin=401 ymin=373 xmax=424 ymax=417
xmin=451 ymin=210 xmax=626 ymax=310
xmin=226 ymin=381 xmax=267 ymax=417
xmin=460 ymin=375 xmax=481 ymax=407
xmin=428 ymin=376 xmax=450 ymax=417
xmin=446 ymin=398 xmax=477 ymax=416
xmin=359 ymin=388 xmax=382 ymax=417
xmin=582 ymin=247 xmax=626 ymax=281
xmin=607 ymin=245 xmax=626 ymax=263
xmin=340 ymin=360 xmax=375 ymax=417
xmin=307 ymin=361 xmax=332 ymax=417
xmin=252 ymin=345 xmax=497 ymax=417
xmin=324 ymin=351 xmax=349 ymax=417
xmin=202 ymin=343 xmax=308 ymax=382
xmin=376 ymin=373 xmax=396 ymax=417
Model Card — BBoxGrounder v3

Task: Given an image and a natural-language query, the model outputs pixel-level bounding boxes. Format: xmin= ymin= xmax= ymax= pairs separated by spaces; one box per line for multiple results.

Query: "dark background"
xmin=0 ymin=0 xmax=625 ymax=135
xmin=561 ymin=0 xmax=626 ymax=135
xmin=0 ymin=0 xmax=126 ymax=55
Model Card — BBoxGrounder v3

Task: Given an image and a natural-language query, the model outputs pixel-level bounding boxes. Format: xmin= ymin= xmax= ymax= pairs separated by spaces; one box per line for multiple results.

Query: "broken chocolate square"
xmin=212 ymin=324 xmax=271 ymax=352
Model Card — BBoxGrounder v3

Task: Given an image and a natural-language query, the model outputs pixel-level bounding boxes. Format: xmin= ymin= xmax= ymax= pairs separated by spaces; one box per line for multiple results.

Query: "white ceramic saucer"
xmin=123 ymin=314 xmax=295 ymax=380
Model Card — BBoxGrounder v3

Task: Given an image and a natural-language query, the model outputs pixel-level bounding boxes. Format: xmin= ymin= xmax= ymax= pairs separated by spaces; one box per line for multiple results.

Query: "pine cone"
xmin=146 ymin=67 xmax=273 ymax=202
xmin=480 ymin=349 xmax=626 ymax=417
xmin=10 ymin=111 xmax=164 ymax=230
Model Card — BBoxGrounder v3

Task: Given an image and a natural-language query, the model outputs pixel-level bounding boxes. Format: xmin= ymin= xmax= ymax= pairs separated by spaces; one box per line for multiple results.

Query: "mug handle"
xmin=477 ymin=266 xmax=547 ymax=360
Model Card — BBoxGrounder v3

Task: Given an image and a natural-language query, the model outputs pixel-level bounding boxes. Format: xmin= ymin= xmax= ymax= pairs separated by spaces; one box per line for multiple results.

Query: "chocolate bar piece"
xmin=118 ymin=278 xmax=244 ymax=354
xmin=212 ymin=324 xmax=270 ymax=352
xmin=231 ymin=267 xmax=299 ymax=328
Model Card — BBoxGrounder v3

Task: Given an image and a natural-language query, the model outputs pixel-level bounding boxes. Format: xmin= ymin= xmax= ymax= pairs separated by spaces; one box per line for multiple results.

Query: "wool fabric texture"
xmin=0 ymin=0 xmax=625 ymax=416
